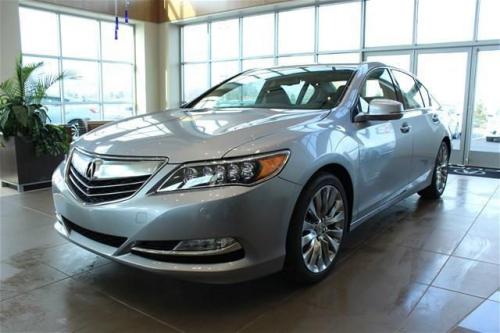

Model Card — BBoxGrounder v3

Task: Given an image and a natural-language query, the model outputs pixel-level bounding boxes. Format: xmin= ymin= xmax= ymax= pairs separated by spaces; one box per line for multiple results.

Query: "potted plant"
xmin=0 ymin=57 xmax=70 ymax=191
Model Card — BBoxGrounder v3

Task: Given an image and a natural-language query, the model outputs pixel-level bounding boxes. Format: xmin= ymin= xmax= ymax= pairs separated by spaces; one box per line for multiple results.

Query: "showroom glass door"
xmin=364 ymin=51 xmax=412 ymax=72
xmin=416 ymin=49 xmax=472 ymax=165
xmin=465 ymin=46 xmax=500 ymax=168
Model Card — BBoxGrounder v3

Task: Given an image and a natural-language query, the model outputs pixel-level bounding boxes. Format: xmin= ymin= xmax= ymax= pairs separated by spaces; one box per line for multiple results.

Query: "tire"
xmin=284 ymin=172 xmax=349 ymax=284
xmin=68 ymin=119 xmax=87 ymax=140
xmin=418 ymin=141 xmax=449 ymax=199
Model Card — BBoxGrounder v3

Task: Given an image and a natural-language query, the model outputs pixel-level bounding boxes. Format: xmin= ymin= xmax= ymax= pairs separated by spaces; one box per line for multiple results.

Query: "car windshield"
xmin=188 ymin=65 xmax=357 ymax=110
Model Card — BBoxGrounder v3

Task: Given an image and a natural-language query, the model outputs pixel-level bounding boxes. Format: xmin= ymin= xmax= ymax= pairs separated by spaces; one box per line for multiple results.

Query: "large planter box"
xmin=0 ymin=136 xmax=65 ymax=191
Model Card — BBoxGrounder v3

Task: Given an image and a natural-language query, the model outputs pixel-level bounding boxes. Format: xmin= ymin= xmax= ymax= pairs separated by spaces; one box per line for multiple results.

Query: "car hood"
xmin=74 ymin=108 xmax=329 ymax=163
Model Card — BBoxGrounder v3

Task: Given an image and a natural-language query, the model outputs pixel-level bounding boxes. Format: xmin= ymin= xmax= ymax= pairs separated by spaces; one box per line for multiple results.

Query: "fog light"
xmin=173 ymin=237 xmax=237 ymax=252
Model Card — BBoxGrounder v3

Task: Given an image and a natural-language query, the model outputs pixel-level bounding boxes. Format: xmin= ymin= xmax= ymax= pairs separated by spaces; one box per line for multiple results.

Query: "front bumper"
xmin=52 ymin=163 xmax=301 ymax=283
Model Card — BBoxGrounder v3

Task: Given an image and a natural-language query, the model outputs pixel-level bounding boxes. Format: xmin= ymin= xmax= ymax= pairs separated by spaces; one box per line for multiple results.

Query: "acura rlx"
xmin=52 ymin=63 xmax=450 ymax=283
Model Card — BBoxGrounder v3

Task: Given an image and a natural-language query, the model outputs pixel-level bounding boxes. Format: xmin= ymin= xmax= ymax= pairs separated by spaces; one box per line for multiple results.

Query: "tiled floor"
xmin=0 ymin=175 xmax=499 ymax=332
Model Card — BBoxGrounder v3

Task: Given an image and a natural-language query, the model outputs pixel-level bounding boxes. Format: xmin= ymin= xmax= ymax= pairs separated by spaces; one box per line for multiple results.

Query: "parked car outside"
xmin=485 ymin=113 xmax=500 ymax=142
xmin=52 ymin=63 xmax=451 ymax=283
xmin=43 ymin=101 xmax=134 ymax=139
xmin=442 ymin=105 xmax=462 ymax=139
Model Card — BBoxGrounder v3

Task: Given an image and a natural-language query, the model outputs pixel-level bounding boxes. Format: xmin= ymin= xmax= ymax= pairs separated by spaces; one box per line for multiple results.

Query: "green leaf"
xmin=0 ymin=106 xmax=11 ymax=128
xmin=0 ymin=55 xmax=69 ymax=156
xmin=12 ymin=105 xmax=29 ymax=127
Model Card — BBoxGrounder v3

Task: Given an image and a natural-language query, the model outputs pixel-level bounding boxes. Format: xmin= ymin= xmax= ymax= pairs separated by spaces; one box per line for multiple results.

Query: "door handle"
xmin=432 ymin=114 xmax=440 ymax=123
xmin=400 ymin=122 xmax=411 ymax=133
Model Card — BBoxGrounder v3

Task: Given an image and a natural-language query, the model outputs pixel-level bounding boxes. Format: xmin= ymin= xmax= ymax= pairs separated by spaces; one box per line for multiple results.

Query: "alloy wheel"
xmin=70 ymin=123 xmax=80 ymax=139
xmin=301 ymin=185 xmax=345 ymax=273
xmin=435 ymin=144 xmax=449 ymax=193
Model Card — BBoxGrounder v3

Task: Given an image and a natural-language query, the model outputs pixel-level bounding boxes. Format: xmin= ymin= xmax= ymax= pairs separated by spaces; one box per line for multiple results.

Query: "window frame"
xmin=19 ymin=5 xmax=137 ymax=124
xmin=390 ymin=69 xmax=426 ymax=110
xmin=179 ymin=0 xmax=500 ymax=106
xmin=185 ymin=67 xmax=357 ymax=110
xmin=416 ymin=80 xmax=432 ymax=107
xmin=355 ymin=66 xmax=400 ymax=116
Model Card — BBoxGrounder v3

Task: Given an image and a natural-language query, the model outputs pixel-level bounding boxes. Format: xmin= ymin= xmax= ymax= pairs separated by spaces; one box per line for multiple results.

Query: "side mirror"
xmin=355 ymin=99 xmax=404 ymax=122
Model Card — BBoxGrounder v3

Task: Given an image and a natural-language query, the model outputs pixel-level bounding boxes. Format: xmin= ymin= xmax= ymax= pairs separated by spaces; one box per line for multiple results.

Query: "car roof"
xmin=249 ymin=62 xmax=386 ymax=71
xmin=245 ymin=62 xmax=420 ymax=81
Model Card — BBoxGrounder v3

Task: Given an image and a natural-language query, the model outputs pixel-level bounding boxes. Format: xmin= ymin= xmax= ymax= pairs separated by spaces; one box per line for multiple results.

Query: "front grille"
xmin=63 ymin=217 xmax=127 ymax=248
xmin=67 ymin=165 xmax=151 ymax=204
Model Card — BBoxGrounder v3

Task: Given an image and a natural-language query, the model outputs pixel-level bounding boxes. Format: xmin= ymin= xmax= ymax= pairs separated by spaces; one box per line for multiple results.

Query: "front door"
xmin=354 ymin=68 xmax=412 ymax=218
xmin=391 ymin=69 xmax=441 ymax=184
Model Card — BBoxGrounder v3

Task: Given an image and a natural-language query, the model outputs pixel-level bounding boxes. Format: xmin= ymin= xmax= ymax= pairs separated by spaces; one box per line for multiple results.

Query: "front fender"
xmin=224 ymin=125 xmax=360 ymax=213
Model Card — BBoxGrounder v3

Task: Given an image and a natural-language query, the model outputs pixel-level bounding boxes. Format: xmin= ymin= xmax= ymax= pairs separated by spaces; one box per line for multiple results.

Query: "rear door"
xmin=354 ymin=68 xmax=413 ymax=218
xmin=391 ymin=70 xmax=440 ymax=185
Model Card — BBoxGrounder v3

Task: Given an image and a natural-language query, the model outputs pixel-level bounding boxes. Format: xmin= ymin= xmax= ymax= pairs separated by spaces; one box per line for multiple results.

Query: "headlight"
xmin=157 ymin=151 xmax=290 ymax=192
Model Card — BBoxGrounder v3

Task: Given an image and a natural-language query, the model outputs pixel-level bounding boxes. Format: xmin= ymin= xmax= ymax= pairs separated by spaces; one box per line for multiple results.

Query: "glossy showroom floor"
xmin=0 ymin=174 xmax=499 ymax=332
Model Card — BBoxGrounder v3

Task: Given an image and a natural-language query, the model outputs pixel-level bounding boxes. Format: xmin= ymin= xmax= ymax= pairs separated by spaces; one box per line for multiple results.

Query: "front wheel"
xmin=68 ymin=119 xmax=87 ymax=140
xmin=284 ymin=173 xmax=349 ymax=284
xmin=418 ymin=141 xmax=449 ymax=199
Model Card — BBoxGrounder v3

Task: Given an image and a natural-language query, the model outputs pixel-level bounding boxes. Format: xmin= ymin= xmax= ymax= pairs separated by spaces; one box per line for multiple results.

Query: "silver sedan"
xmin=52 ymin=63 xmax=450 ymax=283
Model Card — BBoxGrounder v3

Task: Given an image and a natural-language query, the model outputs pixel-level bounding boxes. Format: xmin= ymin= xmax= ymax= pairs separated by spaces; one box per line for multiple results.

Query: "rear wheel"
xmin=418 ymin=141 xmax=449 ymax=199
xmin=285 ymin=173 xmax=348 ymax=284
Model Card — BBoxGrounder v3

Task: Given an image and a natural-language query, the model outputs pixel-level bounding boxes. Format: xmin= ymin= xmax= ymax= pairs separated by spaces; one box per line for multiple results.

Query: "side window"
xmin=359 ymin=68 xmax=398 ymax=113
xmin=418 ymin=82 xmax=431 ymax=107
xmin=392 ymin=70 xmax=425 ymax=110
xmin=430 ymin=94 xmax=441 ymax=109
xmin=281 ymin=80 xmax=307 ymax=104
xmin=215 ymin=78 xmax=266 ymax=108
xmin=300 ymin=84 xmax=315 ymax=105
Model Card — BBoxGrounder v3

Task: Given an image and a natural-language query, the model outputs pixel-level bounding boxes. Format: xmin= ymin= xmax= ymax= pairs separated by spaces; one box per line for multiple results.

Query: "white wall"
xmin=135 ymin=21 xmax=161 ymax=114
xmin=0 ymin=0 xmax=22 ymax=83
xmin=137 ymin=21 xmax=181 ymax=113
xmin=158 ymin=22 xmax=180 ymax=110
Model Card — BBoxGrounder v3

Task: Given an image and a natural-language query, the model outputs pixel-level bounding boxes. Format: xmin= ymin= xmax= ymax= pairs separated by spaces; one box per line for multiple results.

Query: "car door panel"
xmin=353 ymin=67 xmax=412 ymax=218
xmin=355 ymin=117 xmax=412 ymax=217
xmin=408 ymin=109 xmax=442 ymax=184
xmin=391 ymin=70 xmax=438 ymax=185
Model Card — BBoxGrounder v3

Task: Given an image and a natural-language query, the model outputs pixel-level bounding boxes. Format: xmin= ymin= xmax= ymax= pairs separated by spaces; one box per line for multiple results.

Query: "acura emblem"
xmin=85 ymin=159 xmax=102 ymax=180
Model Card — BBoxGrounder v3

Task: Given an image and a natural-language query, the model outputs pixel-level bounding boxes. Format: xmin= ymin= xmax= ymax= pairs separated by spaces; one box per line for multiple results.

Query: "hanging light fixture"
xmin=114 ymin=0 xmax=131 ymax=40
xmin=114 ymin=0 xmax=119 ymax=40
xmin=125 ymin=0 xmax=130 ymax=23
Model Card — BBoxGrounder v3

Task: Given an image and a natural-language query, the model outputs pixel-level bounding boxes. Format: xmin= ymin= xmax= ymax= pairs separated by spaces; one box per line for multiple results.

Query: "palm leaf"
xmin=0 ymin=78 xmax=22 ymax=102
xmin=0 ymin=55 xmax=70 ymax=156
xmin=25 ymin=68 xmax=70 ymax=104
xmin=16 ymin=58 xmax=43 ymax=100
xmin=0 ymin=106 xmax=11 ymax=128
